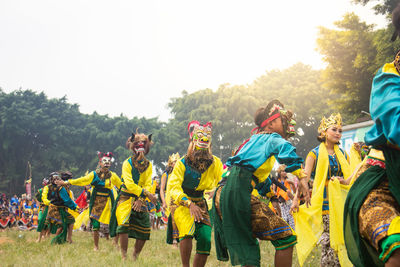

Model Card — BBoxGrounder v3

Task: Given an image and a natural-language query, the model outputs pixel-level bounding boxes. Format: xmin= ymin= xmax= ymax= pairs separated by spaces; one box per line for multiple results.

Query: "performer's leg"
xmin=91 ymin=219 xmax=100 ymax=250
xmin=113 ymin=234 xmax=119 ymax=247
xmin=45 ymin=228 xmax=50 ymax=237
xmin=193 ymin=254 xmax=207 ymax=267
xmin=386 ymin=249 xmax=400 ymax=267
xmin=55 ymin=225 xmax=63 ymax=235
xmin=275 ymin=246 xmax=293 ymax=267
xmin=133 ymin=239 xmax=146 ymax=260
xmin=156 ymin=217 xmax=160 ymax=230
xmin=193 ymin=223 xmax=211 ymax=267
xmin=36 ymin=232 xmax=42 ymax=242
xmin=119 ymin=233 xmax=129 ymax=260
xmin=179 ymin=237 xmax=193 ymax=267
xmin=93 ymin=230 xmax=99 ymax=251
xmin=67 ymin=223 xmax=73 ymax=243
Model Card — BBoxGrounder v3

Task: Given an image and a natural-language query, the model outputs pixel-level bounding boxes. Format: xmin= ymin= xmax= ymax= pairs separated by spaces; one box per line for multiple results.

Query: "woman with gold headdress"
xmin=292 ymin=113 xmax=352 ymax=267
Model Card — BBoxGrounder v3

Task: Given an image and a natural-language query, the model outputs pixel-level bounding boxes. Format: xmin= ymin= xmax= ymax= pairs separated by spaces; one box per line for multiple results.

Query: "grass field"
xmin=0 ymin=228 xmax=320 ymax=266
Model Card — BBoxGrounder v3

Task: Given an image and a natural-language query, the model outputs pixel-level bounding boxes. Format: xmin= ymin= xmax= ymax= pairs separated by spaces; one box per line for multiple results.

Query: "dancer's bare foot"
xmin=132 ymin=253 xmax=138 ymax=261
xmin=93 ymin=246 xmax=99 ymax=251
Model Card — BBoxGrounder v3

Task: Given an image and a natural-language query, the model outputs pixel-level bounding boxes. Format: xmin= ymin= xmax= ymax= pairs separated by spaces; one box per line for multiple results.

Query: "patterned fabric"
xmin=169 ymin=201 xmax=179 ymax=240
xmin=366 ymin=158 xmax=386 ymax=169
xmin=90 ymin=195 xmax=108 ymax=220
xmin=131 ymin=156 xmax=150 ymax=174
xmin=185 ymin=154 xmax=214 ymax=174
xmin=47 ymin=205 xmax=62 ymax=225
xmin=95 ymin=169 xmax=112 ymax=180
xmin=99 ymin=222 xmax=109 ymax=236
xmin=214 ymin=163 xmax=297 ymax=267
xmin=279 ymin=200 xmax=295 ymax=230
xmin=359 ymin=180 xmax=400 ymax=250
xmin=115 ymin=194 xmax=151 ymax=240
xmin=215 ymin=186 xmax=293 ymax=242
xmin=250 ymin=194 xmax=294 ymax=242
xmin=343 ymin=147 xmax=400 ymax=267
xmin=320 ymin=214 xmax=340 ymax=267
xmin=394 ymin=49 xmax=400 ymax=74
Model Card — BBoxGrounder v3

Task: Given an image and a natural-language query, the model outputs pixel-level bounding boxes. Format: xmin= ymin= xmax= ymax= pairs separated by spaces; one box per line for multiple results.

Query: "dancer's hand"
xmin=132 ymin=199 xmax=144 ymax=212
xmin=290 ymin=199 xmax=299 ymax=214
xmin=299 ymin=178 xmax=311 ymax=208
xmin=189 ymin=203 xmax=203 ymax=222
xmin=330 ymin=176 xmax=348 ymax=185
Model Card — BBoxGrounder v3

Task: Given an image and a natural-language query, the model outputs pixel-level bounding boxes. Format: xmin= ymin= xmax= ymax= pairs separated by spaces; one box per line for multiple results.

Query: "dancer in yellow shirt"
xmin=58 ymin=152 xmax=121 ymax=250
xmin=113 ymin=131 xmax=157 ymax=260
xmin=167 ymin=121 xmax=223 ymax=267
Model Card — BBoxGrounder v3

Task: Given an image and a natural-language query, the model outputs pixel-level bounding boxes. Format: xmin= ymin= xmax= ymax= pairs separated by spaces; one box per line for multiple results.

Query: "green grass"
xmin=0 ymin=229 xmax=320 ymax=266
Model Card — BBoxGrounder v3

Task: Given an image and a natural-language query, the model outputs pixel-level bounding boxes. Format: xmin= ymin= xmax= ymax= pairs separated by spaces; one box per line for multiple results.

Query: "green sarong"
xmin=116 ymin=210 xmax=151 ymax=240
xmin=166 ymin=214 xmax=174 ymax=244
xmin=344 ymin=147 xmax=400 ymax=267
xmin=37 ymin=206 xmax=48 ymax=232
xmin=51 ymin=208 xmax=68 ymax=245
xmin=109 ymin=190 xmax=120 ymax=238
xmin=213 ymin=165 xmax=261 ymax=267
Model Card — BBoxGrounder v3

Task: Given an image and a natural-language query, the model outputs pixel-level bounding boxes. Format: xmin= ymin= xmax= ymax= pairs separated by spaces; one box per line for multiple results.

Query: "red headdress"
xmin=97 ymin=151 xmax=114 ymax=161
xmin=250 ymin=104 xmax=283 ymax=134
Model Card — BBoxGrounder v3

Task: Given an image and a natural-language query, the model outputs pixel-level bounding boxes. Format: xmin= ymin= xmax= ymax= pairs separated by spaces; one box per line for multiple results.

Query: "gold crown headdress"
xmin=318 ymin=113 xmax=342 ymax=133
xmin=167 ymin=153 xmax=180 ymax=166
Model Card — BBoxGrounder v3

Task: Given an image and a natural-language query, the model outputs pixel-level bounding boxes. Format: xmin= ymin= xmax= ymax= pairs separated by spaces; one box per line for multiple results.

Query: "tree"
xmin=316 ymin=13 xmax=378 ymax=123
xmin=353 ymin=0 xmax=399 ymax=15
xmin=0 ymin=89 xmax=171 ymax=195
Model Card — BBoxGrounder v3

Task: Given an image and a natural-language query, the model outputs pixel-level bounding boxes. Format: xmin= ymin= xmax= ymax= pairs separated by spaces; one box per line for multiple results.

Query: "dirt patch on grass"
xmin=0 ymin=236 xmax=14 ymax=245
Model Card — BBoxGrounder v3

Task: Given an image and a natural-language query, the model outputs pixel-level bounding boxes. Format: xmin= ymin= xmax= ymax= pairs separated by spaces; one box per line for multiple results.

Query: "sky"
xmin=0 ymin=0 xmax=387 ymax=121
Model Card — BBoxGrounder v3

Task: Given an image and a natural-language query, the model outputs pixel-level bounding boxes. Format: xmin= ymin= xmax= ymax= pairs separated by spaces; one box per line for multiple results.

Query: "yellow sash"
xmin=98 ymin=198 xmax=112 ymax=224
xmin=174 ymin=206 xmax=195 ymax=238
xmin=294 ymin=143 xmax=352 ymax=266
xmin=116 ymin=197 xmax=133 ymax=225
xmin=67 ymin=208 xmax=79 ymax=219
xmin=73 ymin=209 xmax=90 ymax=230
xmin=349 ymin=144 xmax=362 ymax=173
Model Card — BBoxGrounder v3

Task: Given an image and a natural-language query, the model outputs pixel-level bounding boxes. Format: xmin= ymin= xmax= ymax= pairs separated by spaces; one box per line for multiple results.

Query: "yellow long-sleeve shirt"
xmin=68 ymin=171 xmax=122 ymax=190
xmin=121 ymin=157 xmax=152 ymax=197
xmin=42 ymin=185 xmax=50 ymax=206
xmin=167 ymin=155 xmax=223 ymax=205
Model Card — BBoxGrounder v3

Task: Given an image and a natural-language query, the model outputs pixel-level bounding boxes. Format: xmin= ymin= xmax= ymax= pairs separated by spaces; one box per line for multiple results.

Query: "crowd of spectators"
xmin=0 ymin=192 xmax=39 ymax=231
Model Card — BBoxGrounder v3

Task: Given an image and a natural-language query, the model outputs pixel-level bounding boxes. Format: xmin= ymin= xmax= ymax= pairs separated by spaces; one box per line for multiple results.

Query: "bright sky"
xmin=0 ymin=0 xmax=387 ymax=121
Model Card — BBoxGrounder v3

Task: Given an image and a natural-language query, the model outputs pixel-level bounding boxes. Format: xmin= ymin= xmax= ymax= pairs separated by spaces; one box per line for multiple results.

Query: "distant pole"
xmin=25 ymin=161 xmax=32 ymax=199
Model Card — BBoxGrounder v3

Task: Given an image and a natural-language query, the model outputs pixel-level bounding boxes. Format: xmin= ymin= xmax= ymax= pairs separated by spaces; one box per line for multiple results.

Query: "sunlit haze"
xmin=0 ymin=0 xmax=387 ymax=121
